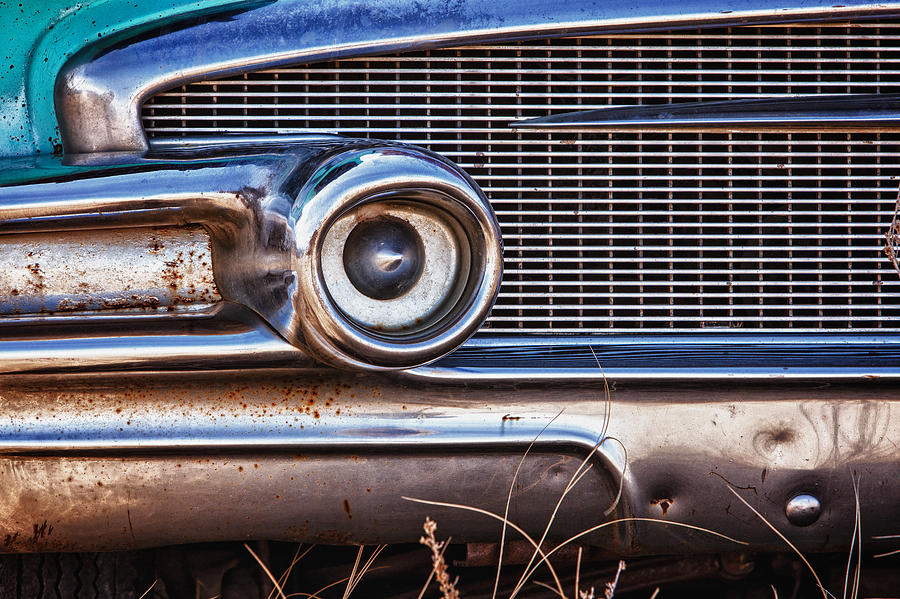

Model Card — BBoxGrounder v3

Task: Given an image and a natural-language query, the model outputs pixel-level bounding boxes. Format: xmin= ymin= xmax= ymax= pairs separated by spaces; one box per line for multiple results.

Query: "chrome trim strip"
xmin=148 ymin=134 xmax=342 ymax=151
xmin=0 ymin=304 xmax=314 ymax=375
xmin=407 ymin=334 xmax=900 ymax=381
xmin=56 ymin=0 xmax=900 ymax=153
xmin=510 ymin=93 xmax=900 ymax=129
xmin=407 ymin=366 xmax=900 ymax=381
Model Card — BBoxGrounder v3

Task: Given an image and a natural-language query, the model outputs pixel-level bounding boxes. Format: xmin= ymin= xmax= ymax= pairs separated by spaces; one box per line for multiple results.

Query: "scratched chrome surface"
xmin=0 ymin=371 xmax=897 ymax=554
xmin=0 ymin=0 xmax=893 ymax=556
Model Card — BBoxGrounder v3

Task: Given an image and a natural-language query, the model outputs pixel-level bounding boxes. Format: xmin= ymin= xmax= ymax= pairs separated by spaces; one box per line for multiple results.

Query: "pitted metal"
xmin=0 ymin=142 xmax=501 ymax=370
xmin=0 ymin=372 xmax=896 ymax=554
xmin=0 ymin=226 xmax=218 ymax=316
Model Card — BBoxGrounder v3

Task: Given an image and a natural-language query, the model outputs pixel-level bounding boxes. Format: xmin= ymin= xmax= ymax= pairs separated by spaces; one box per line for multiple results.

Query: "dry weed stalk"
xmin=872 ymin=534 xmax=900 ymax=558
xmin=725 ymin=488 xmax=828 ymax=599
xmin=842 ymin=474 xmax=862 ymax=599
xmin=420 ymin=518 xmax=461 ymax=599
xmin=343 ymin=544 xmax=387 ymax=599
xmin=137 ymin=580 xmax=157 ymax=599
xmin=245 ymin=543 xmax=289 ymax=599
xmin=603 ymin=560 xmax=625 ymax=599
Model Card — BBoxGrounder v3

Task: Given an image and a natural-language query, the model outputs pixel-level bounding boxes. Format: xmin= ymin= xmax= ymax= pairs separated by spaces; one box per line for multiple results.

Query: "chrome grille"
xmin=142 ymin=22 xmax=900 ymax=333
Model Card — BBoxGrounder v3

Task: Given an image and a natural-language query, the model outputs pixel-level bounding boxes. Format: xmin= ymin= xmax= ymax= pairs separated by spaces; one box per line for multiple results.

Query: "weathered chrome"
xmin=3 ymin=0 xmax=899 ymax=562
xmin=408 ymin=334 xmax=900 ymax=381
xmin=141 ymin=22 xmax=900 ymax=335
xmin=0 ymin=371 xmax=896 ymax=553
xmin=0 ymin=226 xmax=218 ymax=315
xmin=0 ymin=305 xmax=314 ymax=375
xmin=0 ymin=143 xmax=501 ymax=371
xmin=511 ymin=94 xmax=900 ymax=130
xmin=342 ymin=216 xmax=425 ymax=301
xmin=785 ymin=493 xmax=823 ymax=526
xmin=56 ymin=0 xmax=900 ymax=153
xmin=296 ymin=147 xmax=502 ymax=368
xmin=322 ymin=202 xmax=465 ymax=332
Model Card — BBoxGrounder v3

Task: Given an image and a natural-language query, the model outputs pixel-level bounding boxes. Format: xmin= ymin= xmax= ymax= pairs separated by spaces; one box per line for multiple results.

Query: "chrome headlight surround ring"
xmin=292 ymin=146 xmax=502 ymax=370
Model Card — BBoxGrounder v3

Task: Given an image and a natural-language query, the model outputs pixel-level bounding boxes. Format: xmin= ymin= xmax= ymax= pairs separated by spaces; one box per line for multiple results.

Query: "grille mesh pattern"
xmin=143 ymin=22 xmax=900 ymax=333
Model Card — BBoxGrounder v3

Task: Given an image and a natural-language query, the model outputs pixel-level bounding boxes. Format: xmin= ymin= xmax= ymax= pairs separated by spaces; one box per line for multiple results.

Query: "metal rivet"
xmin=785 ymin=493 xmax=821 ymax=526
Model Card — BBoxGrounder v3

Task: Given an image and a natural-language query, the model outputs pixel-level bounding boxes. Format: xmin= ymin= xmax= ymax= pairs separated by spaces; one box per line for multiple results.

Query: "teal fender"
xmin=0 ymin=0 xmax=247 ymax=158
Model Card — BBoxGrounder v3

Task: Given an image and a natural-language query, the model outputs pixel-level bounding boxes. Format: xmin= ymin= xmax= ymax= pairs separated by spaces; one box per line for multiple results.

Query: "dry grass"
xmin=241 ymin=346 xmax=884 ymax=599
xmin=419 ymin=518 xmax=460 ymax=599
xmin=406 ymin=349 xmax=746 ymax=599
xmin=872 ymin=535 xmax=900 ymax=559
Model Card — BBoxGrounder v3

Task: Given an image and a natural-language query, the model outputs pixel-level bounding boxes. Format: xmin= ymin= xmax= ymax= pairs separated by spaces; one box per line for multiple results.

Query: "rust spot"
xmin=771 ymin=429 xmax=795 ymax=443
xmin=651 ymin=498 xmax=673 ymax=515
xmin=26 ymin=263 xmax=43 ymax=291
xmin=754 ymin=426 xmax=798 ymax=455
xmin=31 ymin=521 xmax=52 ymax=542
xmin=238 ymin=466 xmax=244 ymax=472
xmin=55 ymin=298 xmax=89 ymax=312
xmin=342 ymin=498 xmax=353 ymax=520
xmin=97 ymin=481 xmax=103 ymax=487
xmin=502 ymin=414 xmax=522 ymax=421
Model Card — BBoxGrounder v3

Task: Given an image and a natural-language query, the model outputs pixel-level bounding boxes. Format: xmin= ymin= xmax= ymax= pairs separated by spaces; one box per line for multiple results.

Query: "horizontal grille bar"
xmin=143 ymin=21 xmax=900 ymax=334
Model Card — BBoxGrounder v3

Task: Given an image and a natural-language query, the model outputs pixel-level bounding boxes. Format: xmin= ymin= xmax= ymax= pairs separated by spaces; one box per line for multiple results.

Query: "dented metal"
xmin=0 ymin=372 xmax=897 ymax=554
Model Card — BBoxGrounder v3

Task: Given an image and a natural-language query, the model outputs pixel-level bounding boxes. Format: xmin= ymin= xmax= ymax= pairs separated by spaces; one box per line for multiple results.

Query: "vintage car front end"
xmin=1 ymin=0 xmax=899 ymax=596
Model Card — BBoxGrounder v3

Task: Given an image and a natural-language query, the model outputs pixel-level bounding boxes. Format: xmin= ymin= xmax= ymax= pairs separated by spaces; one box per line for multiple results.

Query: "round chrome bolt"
xmin=785 ymin=493 xmax=821 ymax=526
xmin=343 ymin=216 xmax=425 ymax=300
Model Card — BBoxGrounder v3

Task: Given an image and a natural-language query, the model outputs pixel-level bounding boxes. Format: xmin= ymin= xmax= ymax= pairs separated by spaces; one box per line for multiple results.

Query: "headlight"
xmin=292 ymin=146 xmax=502 ymax=370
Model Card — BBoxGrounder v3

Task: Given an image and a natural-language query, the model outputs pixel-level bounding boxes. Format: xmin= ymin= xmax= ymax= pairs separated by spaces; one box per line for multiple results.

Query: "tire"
xmin=0 ymin=552 xmax=153 ymax=599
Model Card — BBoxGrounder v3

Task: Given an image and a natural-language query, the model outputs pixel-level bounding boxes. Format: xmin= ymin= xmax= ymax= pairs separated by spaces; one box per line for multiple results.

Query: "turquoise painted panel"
xmin=0 ymin=0 xmax=247 ymax=159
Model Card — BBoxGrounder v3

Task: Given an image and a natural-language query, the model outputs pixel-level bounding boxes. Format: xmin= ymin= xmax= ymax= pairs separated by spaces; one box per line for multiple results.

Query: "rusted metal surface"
xmin=0 ymin=226 xmax=219 ymax=315
xmin=0 ymin=372 xmax=897 ymax=554
xmin=0 ymin=142 xmax=501 ymax=371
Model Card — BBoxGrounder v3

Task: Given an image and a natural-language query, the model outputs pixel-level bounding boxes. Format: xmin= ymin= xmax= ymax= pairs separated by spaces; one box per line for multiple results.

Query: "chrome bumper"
xmin=1 ymin=369 xmax=897 ymax=555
